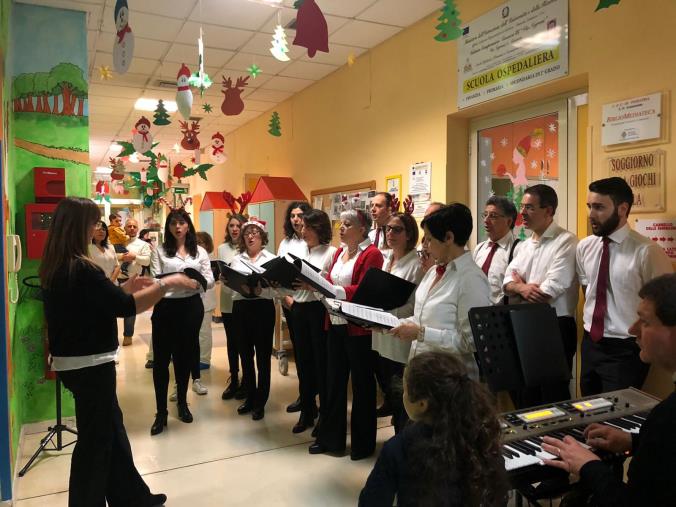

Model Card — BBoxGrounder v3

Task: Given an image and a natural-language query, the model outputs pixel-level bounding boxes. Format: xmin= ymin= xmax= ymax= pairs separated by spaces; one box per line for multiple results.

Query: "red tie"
xmin=374 ymin=227 xmax=384 ymax=248
xmin=590 ymin=237 xmax=611 ymax=342
xmin=435 ymin=263 xmax=447 ymax=277
xmin=481 ymin=242 xmax=499 ymax=275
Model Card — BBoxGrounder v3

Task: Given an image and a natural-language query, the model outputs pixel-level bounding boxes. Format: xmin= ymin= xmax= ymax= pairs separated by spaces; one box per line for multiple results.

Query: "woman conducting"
xmin=150 ymin=208 xmax=214 ymax=435
xmin=41 ymin=197 xmax=196 ymax=507
xmin=310 ymin=208 xmax=384 ymax=460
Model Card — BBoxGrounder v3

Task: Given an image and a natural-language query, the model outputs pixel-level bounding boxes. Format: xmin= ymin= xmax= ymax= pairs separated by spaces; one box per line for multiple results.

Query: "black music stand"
xmin=18 ymin=375 xmax=77 ymax=477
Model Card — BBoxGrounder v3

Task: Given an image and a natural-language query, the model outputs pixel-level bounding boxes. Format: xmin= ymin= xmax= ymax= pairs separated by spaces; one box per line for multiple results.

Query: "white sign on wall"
xmin=602 ymin=93 xmax=662 ymax=146
xmin=409 ymin=162 xmax=431 ymax=219
xmin=457 ymin=0 xmax=569 ymax=109
xmin=635 ymin=218 xmax=676 ymax=260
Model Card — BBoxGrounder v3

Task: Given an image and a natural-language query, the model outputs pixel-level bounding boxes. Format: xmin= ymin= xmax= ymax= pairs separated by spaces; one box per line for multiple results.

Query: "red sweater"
xmin=325 ymin=244 xmax=384 ymax=336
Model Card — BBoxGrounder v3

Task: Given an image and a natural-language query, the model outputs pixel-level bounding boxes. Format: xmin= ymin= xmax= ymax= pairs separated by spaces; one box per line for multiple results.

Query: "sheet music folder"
xmin=211 ymin=260 xmax=268 ymax=297
xmin=261 ymin=255 xmax=336 ymax=298
xmin=468 ymin=303 xmax=570 ymax=393
xmin=351 ymin=267 xmax=417 ymax=311
xmin=156 ymin=267 xmax=208 ymax=292
xmin=321 ymin=299 xmax=400 ymax=330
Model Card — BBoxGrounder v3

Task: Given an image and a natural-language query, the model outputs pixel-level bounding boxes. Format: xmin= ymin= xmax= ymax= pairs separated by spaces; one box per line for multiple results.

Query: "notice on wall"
xmin=409 ymin=162 xmax=431 ymax=218
xmin=457 ymin=0 xmax=568 ymax=109
xmin=635 ymin=219 xmax=676 ymax=260
xmin=602 ymin=93 xmax=662 ymax=146
xmin=607 ymin=150 xmax=665 ymax=213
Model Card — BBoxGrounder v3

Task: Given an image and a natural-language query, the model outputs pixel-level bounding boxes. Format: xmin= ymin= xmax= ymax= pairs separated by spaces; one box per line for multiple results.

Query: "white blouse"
xmin=217 ymin=241 xmax=239 ymax=313
xmin=88 ymin=243 xmax=119 ymax=279
xmin=231 ymin=248 xmax=277 ymax=301
xmin=293 ymin=243 xmax=337 ymax=303
xmin=277 ymin=235 xmax=307 ymax=259
xmin=372 ymin=249 xmax=424 ymax=364
xmin=150 ymin=245 xmax=215 ymax=299
xmin=327 ymin=238 xmax=373 ymax=325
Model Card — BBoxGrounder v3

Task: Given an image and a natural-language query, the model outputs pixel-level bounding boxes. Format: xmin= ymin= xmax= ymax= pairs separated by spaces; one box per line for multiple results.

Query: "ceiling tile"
xmin=239 ymin=32 xmax=304 ymax=61
xmin=102 ymin=8 xmax=184 ymax=42
xmin=96 ymin=33 xmax=170 ymax=60
xmin=246 ymin=88 xmax=293 ymax=102
xmin=279 ymin=60 xmax=337 ymax=80
xmin=299 ymin=43 xmax=366 ymax=66
xmin=189 ymin=0 xmax=276 ymax=31
xmin=241 ymin=99 xmax=277 ymax=113
xmin=329 ymin=19 xmax=401 ymax=48
xmin=224 ymin=52 xmax=292 ymax=75
xmin=262 ymin=75 xmax=314 ymax=93
xmin=93 ymin=52 xmax=159 ymax=77
xmin=91 ymin=72 xmax=150 ymax=88
xmin=357 ymin=0 xmax=442 ymax=27
xmin=132 ymin=0 xmax=196 ymax=19
xmin=258 ymin=7 xmax=349 ymax=36
xmin=90 ymin=84 xmax=143 ymax=99
xmin=164 ymin=43 xmax=236 ymax=69
xmin=311 ymin=0 xmax=379 ymax=18
xmin=219 ymin=71 xmax=273 ymax=89
xmin=175 ymin=22 xmax=253 ymax=51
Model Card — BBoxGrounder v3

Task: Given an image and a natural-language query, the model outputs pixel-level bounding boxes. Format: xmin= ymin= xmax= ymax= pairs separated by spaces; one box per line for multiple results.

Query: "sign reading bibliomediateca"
xmin=602 ymin=93 xmax=662 ymax=146
xmin=607 ymin=150 xmax=665 ymax=213
xmin=457 ymin=0 xmax=568 ymax=109
xmin=635 ymin=219 xmax=676 ymax=260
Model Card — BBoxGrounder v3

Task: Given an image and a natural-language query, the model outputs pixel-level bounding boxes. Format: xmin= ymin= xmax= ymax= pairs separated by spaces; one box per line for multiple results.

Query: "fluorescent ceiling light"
xmin=247 ymin=0 xmax=283 ymax=6
xmin=134 ymin=98 xmax=178 ymax=112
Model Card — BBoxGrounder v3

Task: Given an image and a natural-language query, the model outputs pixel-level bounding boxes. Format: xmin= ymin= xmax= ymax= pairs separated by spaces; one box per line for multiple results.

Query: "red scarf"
xmin=177 ymin=85 xmax=190 ymax=92
xmin=117 ymin=24 xmax=131 ymax=44
xmin=139 ymin=131 xmax=149 ymax=142
xmin=212 ymin=145 xmax=224 ymax=155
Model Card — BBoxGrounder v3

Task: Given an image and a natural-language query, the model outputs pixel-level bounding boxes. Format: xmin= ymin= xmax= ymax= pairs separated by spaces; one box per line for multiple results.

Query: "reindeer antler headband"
xmin=389 ymin=194 xmax=414 ymax=215
xmin=157 ymin=196 xmax=193 ymax=213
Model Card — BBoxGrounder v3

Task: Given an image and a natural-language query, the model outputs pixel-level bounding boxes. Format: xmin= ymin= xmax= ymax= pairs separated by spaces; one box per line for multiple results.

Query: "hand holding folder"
xmin=211 ymin=260 xmax=267 ymax=297
xmin=156 ymin=267 xmax=207 ymax=291
xmin=322 ymin=298 xmax=400 ymax=329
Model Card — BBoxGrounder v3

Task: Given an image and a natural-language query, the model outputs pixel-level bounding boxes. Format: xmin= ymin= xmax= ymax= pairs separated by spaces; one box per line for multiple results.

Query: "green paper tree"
xmin=153 ymin=99 xmax=171 ymax=126
xmin=434 ymin=0 xmax=462 ymax=42
xmin=268 ymin=111 xmax=282 ymax=137
xmin=293 ymin=0 xmax=305 ymax=8
xmin=595 ymin=0 xmax=620 ymax=11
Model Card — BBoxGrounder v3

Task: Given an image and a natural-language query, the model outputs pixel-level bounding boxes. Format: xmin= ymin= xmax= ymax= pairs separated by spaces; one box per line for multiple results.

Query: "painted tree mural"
xmin=12 ymin=62 xmax=87 ymax=115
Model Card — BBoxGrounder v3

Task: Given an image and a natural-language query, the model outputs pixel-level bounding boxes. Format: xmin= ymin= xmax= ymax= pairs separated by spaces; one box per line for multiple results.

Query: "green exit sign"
xmin=174 ymin=187 xmax=188 ymax=194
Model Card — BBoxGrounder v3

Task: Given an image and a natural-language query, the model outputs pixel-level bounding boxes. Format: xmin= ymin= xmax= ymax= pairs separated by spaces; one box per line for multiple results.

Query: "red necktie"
xmin=374 ymin=227 xmax=384 ymax=248
xmin=481 ymin=242 xmax=499 ymax=275
xmin=435 ymin=263 xmax=447 ymax=277
xmin=590 ymin=237 xmax=611 ymax=342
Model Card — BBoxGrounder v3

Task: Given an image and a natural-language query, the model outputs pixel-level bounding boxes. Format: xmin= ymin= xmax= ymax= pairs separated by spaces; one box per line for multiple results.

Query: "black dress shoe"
xmin=137 ymin=493 xmax=167 ymax=506
xmin=234 ymin=384 xmax=248 ymax=400
xmin=292 ymin=414 xmax=315 ymax=434
xmin=145 ymin=360 xmax=154 ymax=369
xmin=221 ymin=377 xmax=239 ymax=400
xmin=237 ymin=401 xmax=253 ymax=415
xmin=308 ymin=442 xmax=327 ymax=454
xmin=376 ymin=401 xmax=393 ymax=418
xmin=251 ymin=408 xmax=265 ymax=421
xmin=177 ymin=403 xmax=193 ymax=423
xmin=286 ymin=396 xmax=302 ymax=413
xmin=350 ymin=449 xmax=374 ymax=461
xmin=150 ymin=413 xmax=167 ymax=435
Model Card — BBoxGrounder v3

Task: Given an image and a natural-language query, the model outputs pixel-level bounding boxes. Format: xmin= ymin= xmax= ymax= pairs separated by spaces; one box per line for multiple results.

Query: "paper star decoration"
xmin=546 ymin=148 xmax=557 ymax=159
xmin=202 ymin=103 xmax=213 ymax=113
xmin=247 ymin=64 xmax=262 ymax=78
xmin=99 ymin=65 xmax=113 ymax=80
xmin=548 ymin=122 xmax=557 ymax=133
xmin=347 ymin=53 xmax=356 ymax=67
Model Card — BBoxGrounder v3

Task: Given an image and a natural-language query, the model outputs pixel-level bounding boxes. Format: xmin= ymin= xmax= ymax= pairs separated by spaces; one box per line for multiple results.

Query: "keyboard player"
xmin=542 ymin=274 xmax=676 ymax=507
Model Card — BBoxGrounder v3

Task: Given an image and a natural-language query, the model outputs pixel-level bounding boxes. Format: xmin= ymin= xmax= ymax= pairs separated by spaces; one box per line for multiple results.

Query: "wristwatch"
xmin=417 ymin=325 xmax=425 ymax=342
xmin=155 ymin=278 xmax=168 ymax=293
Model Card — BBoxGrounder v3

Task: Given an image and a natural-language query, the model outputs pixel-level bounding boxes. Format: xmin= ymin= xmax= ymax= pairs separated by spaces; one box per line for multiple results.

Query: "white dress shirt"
xmin=472 ymin=231 xmax=522 ymax=304
xmin=368 ymin=226 xmax=391 ymax=257
xmin=293 ymin=243 xmax=337 ymax=303
xmin=402 ymin=252 xmax=491 ymax=380
xmin=503 ymin=222 xmax=579 ymax=317
xmin=217 ymin=241 xmax=239 ymax=313
xmin=150 ymin=245 xmax=214 ymax=299
xmin=124 ymin=237 xmax=151 ymax=278
xmin=230 ymin=248 xmax=277 ymax=301
xmin=577 ymin=224 xmax=673 ymax=339
xmin=277 ymin=235 xmax=307 ymax=259
xmin=88 ymin=243 xmax=119 ymax=279
xmin=328 ymin=238 xmax=373 ymax=325
xmin=372 ymin=249 xmax=424 ymax=364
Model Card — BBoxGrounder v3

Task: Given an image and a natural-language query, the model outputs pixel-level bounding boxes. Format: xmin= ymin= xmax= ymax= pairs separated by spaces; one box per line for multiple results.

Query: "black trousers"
xmin=580 ymin=331 xmax=650 ymax=396
xmin=151 ymin=295 xmax=203 ymax=412
xmin=283 ymin=306 xmax=301 ymax=398
xmin=291 ymin=301 xmax=327 ymax=419
xmin=374 ymin=353 xmax=406 ymax=433
xmin=222 ymin=312 xmax=241 ymax=377
xmin=59 ymin=363 xmax=152 ymax=507
xmin=233 ymin=299 xmax=276 ymax=409
xmin=319 ymin=325 xmax=376 ymax=455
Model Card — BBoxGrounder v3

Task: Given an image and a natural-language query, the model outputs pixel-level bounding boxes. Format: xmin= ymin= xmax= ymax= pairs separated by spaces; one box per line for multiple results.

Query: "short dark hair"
xmin=283 ymin=201 xmax=311 ymax=238
xmin=421 ymin=203 xmax=473 ymax=247
xmin=163 ymin=209 xmax=198 ymax=258
xmin=389 ymin=212 xmax=419 ymax=251
xmin=302 ymin=208 xmax=332 ymax=245
xmin=109 ymin=213 xmax=120 ymax=222
xmin=524 ymin=184 xmax=558 ymax=214
xmin=589 ymin=177 xmax=634 ymax=214
xmin=486 ymin=195 xmax=518 ymax=229
xmin=138 ymin=228 xmax=151 ymax=242
xmin=374 ymin=192 xmax=393 ymax=207
xmin=196 ymin=231 xmax=214 ymax=254
xmin=92 ymin=220 xmax=109 ymax=247
xmin=639 ymin=274 xmax=676 ymax=326
xmin=238 ymin=223 xmax=269 ymax=252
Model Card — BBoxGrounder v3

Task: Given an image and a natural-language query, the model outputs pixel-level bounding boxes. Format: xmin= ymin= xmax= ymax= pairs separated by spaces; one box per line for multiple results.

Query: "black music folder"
xmin=259 ymin=255 xmax=336 ymax=298
xmin=351 ymin=267 xmax=417 ymax=311
xmin=211 ymin=260 xmax=268 ymax=297
xmin=321 ymin=299 xmax=400 ymax=329
xmin=156 ymin=267 xmax=208 ymax=292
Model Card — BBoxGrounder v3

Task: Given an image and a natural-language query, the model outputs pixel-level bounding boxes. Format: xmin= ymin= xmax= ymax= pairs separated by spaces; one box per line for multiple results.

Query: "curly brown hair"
xmin=405 ymin=352 xmax=508 ymax=507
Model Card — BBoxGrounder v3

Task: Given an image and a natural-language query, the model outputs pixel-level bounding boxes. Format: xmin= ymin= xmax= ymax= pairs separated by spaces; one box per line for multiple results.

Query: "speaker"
xmin=34 ymin=167 xmax=65 ymax=203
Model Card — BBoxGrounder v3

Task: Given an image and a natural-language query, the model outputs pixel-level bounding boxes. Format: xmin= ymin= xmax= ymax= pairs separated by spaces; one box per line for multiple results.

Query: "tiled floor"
xmin=13 ymin=312 xmax=394 ymax=506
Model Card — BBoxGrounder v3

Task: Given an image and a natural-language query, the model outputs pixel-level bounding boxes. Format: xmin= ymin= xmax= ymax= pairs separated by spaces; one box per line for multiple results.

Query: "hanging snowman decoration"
xmin=132 ymin=116 xmax=153 ymax=153
xmin=112 ymin=0 xmax=134 ymax=74
xmin=157 ymin=154 xmax=170 ymax=183
xmin=210 ymin=132 xmax=227 ymax=164
xmin=176 ymin=64 xmax=193 ymax=120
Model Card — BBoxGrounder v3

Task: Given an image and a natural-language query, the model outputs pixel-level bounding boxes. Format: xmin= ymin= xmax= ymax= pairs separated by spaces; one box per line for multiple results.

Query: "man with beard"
xmin=576 ymin=177 xmax=672 ymax=396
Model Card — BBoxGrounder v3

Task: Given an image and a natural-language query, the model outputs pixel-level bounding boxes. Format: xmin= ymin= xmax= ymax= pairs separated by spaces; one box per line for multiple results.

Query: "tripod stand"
xmin=19 ymin=375 xmax=77 ymax=477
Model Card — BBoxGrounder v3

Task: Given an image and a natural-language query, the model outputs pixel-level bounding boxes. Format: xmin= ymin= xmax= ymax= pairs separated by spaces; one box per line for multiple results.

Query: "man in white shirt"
xmin=368 ymin=192 xmax=392 ymax=252
xmin=473 ymin=196 xmax=521 ymax=305
xmin=119 ymin=219 xmax=151 ymax=346
xmin=504 ymin=185 xmax=579 ymax=406
xmin=577 ymin=177 xmax=673 ymax=396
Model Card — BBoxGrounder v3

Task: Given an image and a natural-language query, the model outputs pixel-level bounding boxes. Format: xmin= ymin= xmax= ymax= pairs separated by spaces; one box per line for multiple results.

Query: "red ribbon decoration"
xmin=116 ymin=24 xmax=131 ymax=44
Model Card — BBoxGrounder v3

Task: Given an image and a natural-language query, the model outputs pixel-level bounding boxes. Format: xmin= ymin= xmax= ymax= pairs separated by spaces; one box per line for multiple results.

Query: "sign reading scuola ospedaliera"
xmin=457 ymin=0 xmax=569 ymax=109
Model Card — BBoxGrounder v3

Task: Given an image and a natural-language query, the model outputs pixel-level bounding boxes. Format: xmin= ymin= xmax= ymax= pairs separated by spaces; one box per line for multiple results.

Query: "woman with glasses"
xmin=229 ymin=219 xmax=277 ymax=421
xmin=309 ymin=208 xmax=384 ymax=460
xmin=371 ymin=212 xmax=423 ymax=433
xmin=89 ymin=220 xmax=120 ymax=282
xmin=149 ymin=208 xmax=214 ymax=435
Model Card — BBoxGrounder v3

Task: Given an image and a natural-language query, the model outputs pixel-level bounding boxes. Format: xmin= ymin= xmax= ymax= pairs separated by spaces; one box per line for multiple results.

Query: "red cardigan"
xmin=325 ymin=244 xmax=384 ymax=336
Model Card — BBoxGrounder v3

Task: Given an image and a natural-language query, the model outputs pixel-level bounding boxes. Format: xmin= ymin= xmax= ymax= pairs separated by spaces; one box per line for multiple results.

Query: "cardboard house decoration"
xmin=199 ymin=191 xmax=233 ymax=245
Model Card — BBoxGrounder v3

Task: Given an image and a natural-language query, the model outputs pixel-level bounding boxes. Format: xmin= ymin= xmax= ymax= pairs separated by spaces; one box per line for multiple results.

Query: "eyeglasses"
xmin=481 ymin=212 xmax=506 ymax=220
xmin=244 ymin=230 xmax=261 ymax=237
xmin=385 ymin=225 xmax=405 ymax=234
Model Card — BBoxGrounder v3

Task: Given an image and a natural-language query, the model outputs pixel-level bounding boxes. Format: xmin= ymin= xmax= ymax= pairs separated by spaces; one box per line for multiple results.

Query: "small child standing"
xmin=108 ymin=213 xmax=130 ymax=277
xmin=359 ymin=351 xmax=508 ymax=507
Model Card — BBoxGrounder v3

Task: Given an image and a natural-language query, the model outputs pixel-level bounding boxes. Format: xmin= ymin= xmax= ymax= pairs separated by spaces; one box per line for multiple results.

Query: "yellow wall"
xmin=189 ymin=0 xmax=676 ymax=396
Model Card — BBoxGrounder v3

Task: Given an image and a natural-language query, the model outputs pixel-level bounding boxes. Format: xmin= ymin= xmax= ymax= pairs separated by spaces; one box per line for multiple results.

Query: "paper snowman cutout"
xmin=156 ymin=154 xmax=170 ymax=183
xmin=132 ymin=116 xmax=153 ymax=153
xmin=210 ymin=132 xmax=226 ymax=164
xmin=176 ymin=64 xmax=193 ymax=120
xmin=112 ymin=0 xmax=134 ymax=74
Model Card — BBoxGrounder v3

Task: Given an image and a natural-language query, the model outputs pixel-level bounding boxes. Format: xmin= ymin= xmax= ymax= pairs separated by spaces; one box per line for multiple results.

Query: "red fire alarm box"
xmin=25 ymin=203 xmax=58 ymax=259
xmin=34 ymin=167 xmax=65 ymax=203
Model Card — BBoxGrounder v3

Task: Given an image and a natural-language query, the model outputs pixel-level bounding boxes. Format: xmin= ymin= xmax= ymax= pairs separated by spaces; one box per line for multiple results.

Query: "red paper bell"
xmin=293 ymin=0 xmax=328 ymax=58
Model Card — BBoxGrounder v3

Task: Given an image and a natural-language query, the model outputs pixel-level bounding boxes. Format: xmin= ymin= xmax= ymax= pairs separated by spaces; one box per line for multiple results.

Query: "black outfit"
xmin=579 ymin=392 xmax=676 ymax=506
xmin=151 ymin=294 xmax=203 ymax=413
xmin=43 ymin=261 xmax=157 ymax=507
xmin=222 ymin=312 xmax=241 ymax=377
xmin=580 ymin=332 xmax=650 ymax=396
xmin=283 ymin=306 xmax=302 ymax=397
xmin=232 ymin=298 xmax=276 ymax=410
xmin=374 ymin=354 xmax=406 ymax=433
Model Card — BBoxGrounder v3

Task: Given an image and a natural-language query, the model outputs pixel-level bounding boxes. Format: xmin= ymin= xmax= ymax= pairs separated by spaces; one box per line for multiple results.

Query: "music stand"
xmin=18 ymin=375 xmax=77 ymax=477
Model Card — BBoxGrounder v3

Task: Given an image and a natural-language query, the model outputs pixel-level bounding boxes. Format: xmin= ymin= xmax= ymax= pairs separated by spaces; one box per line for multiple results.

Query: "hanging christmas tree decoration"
xmin=202 ymin=103 xmax=213 ymax=113
xmin=268 ymin=111 xmax=282 ymax=137
xmin=176 ymin=63 xmax=193 ymax=120
xmin=156 ymin=153 xmax=170 ymax=183
xmin=153 ymin=99 xmax=171 ymax=126
xmin=247 ymin=63 xmax=262 ymax=79
xmin=293 ymin=0 xmax=329 ymax=58
xmin=434 ymin=0 xmax=462 ymax=42
xmin=112 ymin=0 xmax=134 ymax=73
xmin=132 ymin=116 xmax=154 ymax=153
xmin=188 ymin=28 xmax=212 ymax=97
xmin=270 ymin=23 xmax=291 ymax=62
xmin=210 ymin=132 xmax=227 ymax=164
xmin=595 ymin=0 xmax=620 ymax=10
xmin=221 ymin=75 xmax=249 ymax=116
xmin=99 ymin=65 xmax=113 ymax=80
